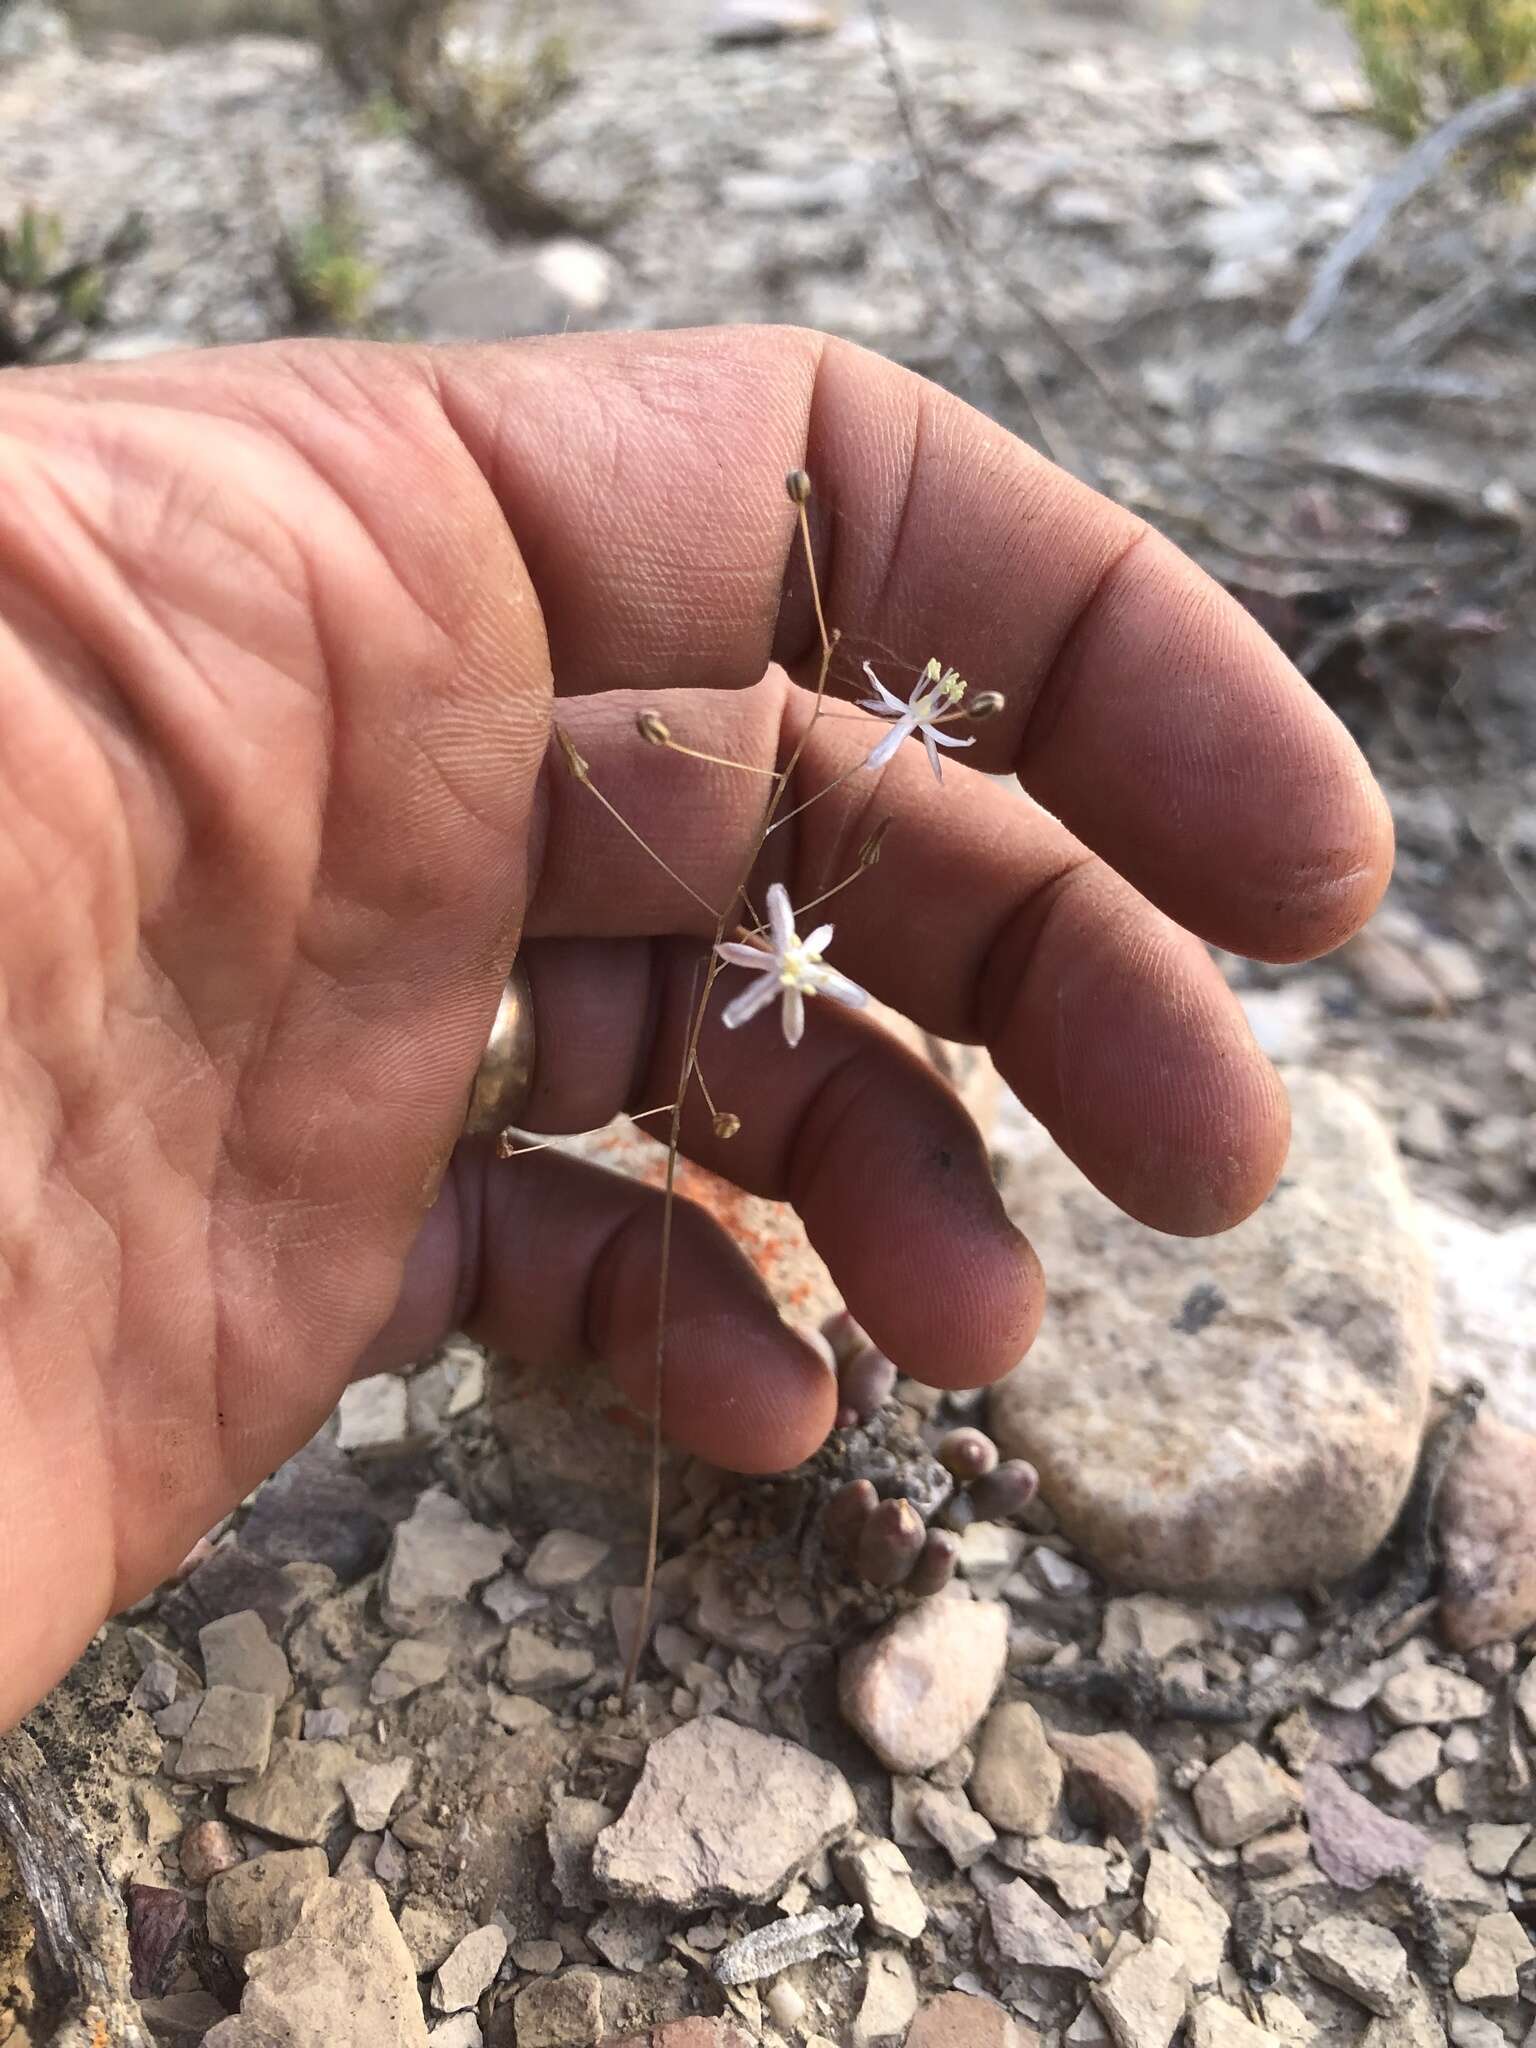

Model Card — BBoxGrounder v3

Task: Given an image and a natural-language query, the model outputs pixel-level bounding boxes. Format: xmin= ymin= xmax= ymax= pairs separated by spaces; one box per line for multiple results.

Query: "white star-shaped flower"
xmin=715 ymin=883 xmax=869 ymax=1048
xmin=859 ymin=657 xmax=976 ymax=782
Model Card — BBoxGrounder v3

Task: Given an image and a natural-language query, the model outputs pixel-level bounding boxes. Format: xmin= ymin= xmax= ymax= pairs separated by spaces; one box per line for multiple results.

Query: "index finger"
xmin=434 ymin=325 xmax=1391 ymax=964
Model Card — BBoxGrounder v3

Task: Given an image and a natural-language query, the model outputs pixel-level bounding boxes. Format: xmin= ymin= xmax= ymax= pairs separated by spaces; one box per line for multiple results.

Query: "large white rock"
xmin=990 ymin=1074 xmax=1435 ymax=1590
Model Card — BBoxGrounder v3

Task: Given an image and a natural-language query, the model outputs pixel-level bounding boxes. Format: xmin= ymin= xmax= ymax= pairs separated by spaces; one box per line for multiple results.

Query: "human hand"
xmin=0 ymin=327 xmax=1390 ymax=1728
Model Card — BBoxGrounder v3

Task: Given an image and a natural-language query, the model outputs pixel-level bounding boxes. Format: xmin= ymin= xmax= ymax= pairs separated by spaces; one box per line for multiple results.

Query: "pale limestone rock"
xmin=336 ymin=1374 xmax=410 ymax=1457
xmin=343 ymin=1757 xmax=413 ymax=1833
xmin=1140 ymin=1849 xmax=1229 ymax=1987
xmin=206 ymin=1849 xmax=329 ymax=1959
xmin=432 ymin=1925 xmax=509 ymax=2014
xmin=371 ymin=1638 xmax=449 ymax=1705
xmin=1092 ymin=1938 xmax=1188 ymax=2048
xmin=1361 ymin=1984 xmax=1447 ymax=2048
xmin=199 ymin=1612 xmax=291 ymax=1705
xmin=500 ymin=1628 xmax=595 ymax=1692
xmin=911 ymin=1784 xmax=997 ymax=1871
xmin=1193 ymin=1745 xmax=1301 ymax=1848
xmin=839 ymin=1599 xmax=1007 ymax=1774
xmin=1240 ymin=1828 xmax=1311 ymax=1879
xmin=1297 ymin=1917 xmax=1409 ymax=2014
xmin=988 ymin=1880 xmax=1100 ymax=1977
xmin=175 ymin=1687 xmax=275 ymax=1787
xmin=1371 ymin=1728 xmax=1442 ymax=1793
xmin=205 ymin=1877 xmax=428 ymax=2047
xmin=1189 ymin=2000 xmax=1285 ymax=2048
xmin=1452 ymin=1914 xmax=1534 ymax=2004
xmin=1465 ymin=1824 xmax=1529 ymax=1878
xmin=1100 ymin=1596 xmax=1208 ymax=1665
xmin=593 ymin=1716 xmax=855 ymax=1909
xmin=991 ymin=1075 xmax=1434 ymax=1590
xmin=834 ymin=1834 xmax=927 ymax=1942
xmin=381 ymin=1489 xmax=507 ymax=1632
xmin=225 ymin=1739 xmax=349 ymax=1845
xmin=525 ymin=1530 xmax=611 ymax=1590
xmin=1001 ymin=1837 xmax=1110 ymax=1912
xmin=1378 ymin=1666 xmax=1488 ymax=1727
xmin=970 ymin=1702 xmax=1062 ymax=1836
xmin=855 ymin=1949 xmax=919 ymax=2047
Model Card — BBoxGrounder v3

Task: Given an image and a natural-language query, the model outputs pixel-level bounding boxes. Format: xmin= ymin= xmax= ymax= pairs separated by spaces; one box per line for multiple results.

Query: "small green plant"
xmin=1326 ymin=0 xmax=1536 ymax=136
xmin=0 ymin=205 xmax=149 ymax=367
xmin=315 ymin=0 xmax=593 ymax=237
xmin=274 ymin=171 xmax=379 ymax=334
xmin=356 ymin=89 xmax=414 ymax=139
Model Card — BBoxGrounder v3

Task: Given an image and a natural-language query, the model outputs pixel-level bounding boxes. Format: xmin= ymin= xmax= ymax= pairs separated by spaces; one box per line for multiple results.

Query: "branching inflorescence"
xmin=500 ymin=470 xmax=1018 ymax=1698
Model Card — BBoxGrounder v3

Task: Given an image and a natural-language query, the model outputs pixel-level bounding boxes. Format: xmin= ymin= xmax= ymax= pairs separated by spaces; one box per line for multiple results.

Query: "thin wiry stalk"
xmin=554 ymin=725 xmax=722 ymax=919
xmin=656 ymin=737 xmax=781 ymax=777
xmin=540 ymin=478 xmax=892 ymax=1701
xmin=620 ymin=478 xmax=841 ymax=1700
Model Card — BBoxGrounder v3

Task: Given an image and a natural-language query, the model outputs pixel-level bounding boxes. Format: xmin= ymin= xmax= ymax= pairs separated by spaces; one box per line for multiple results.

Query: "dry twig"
xmin=0 ymin=1730 xmax=151 ymax=2047
xmin=1288 ymin=79 xmax=1536 ymax=345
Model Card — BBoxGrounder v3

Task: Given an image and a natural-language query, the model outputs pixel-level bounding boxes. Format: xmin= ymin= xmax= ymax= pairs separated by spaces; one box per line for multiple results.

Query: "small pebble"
xmin=179 ymin=1819 xmax=243 ymax=1886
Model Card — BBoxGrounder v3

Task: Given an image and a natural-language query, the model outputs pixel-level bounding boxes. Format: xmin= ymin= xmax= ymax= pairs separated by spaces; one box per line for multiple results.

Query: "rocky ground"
xmin=2 ymin=1 xmax=1536 ymax=2045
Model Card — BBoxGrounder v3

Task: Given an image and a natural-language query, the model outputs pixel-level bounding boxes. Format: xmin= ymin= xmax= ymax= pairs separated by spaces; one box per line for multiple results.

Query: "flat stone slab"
xmin=593 ymin=1715 xmax=856 ymax=1910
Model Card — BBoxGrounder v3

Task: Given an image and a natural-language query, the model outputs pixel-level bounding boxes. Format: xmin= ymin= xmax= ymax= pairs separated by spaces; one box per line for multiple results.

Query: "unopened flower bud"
xmin=968 ymin=1458 xmax=1039 ymax=1522
xmin=937 ymin=1427 xmax=999 ymax=1482
xmin=785 ymin=468 xmax=813 ymax=505
xmin=967 ymin=690 xmax=1006 ymax=722
xmin=824 ymin=1478 xmax=878 ymax=1557
xmin=637 ymin=709 xmax=671 ymax=746
xmin=712 ymin=1110 xmax=741 ymax=1140
xmin=856 ymin=1496 xmax=926 ymax=1588
xmin=859 ymin=818 xmax=893 ymax=869
xmin=838 ymin=1341 xmax=897 ymax=1425
xmin=907 ymin=1528 xmax=960 ymax=1598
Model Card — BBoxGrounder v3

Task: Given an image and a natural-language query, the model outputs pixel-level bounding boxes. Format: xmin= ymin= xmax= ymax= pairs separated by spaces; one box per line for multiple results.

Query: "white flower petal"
xmin=802 ymin=922 xmax=835 ymax=956
xmin=816 ymin=968 xmax=869 ymax=1009
xmin=861 ymin=663 xmax=910 ymax=716
xmin=715 ymin=940 xmax=768 ymax=969
xmin=781 ymin=988 xmax=806 ymax=1047
xmin=929 ymin=729 xmax=975 ymax=750
xmin=864 ymin=721 xmax=911 ymax=771
xmin=722 ymin=974 xmax=780 ymax=1030
xmin=922 ymin=728 xmax=945 ymax=782
xmin=766 ymin=882 xmax=795 ymax=955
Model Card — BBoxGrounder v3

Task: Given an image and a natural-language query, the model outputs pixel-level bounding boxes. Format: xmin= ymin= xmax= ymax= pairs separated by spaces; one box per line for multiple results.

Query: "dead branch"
xmin=1288 ymin=79 xmax=1536 ymax=346
xmin=0 ymin=1730 xmax=150 ymax=2047
xmin=1384 ymin=254 xmax=1536 ymax=362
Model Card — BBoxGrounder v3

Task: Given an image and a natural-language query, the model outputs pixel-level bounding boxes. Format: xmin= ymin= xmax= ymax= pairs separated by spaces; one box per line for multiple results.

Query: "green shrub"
xmin=274 ymin=171 xmax=379 ymax=333
xmin=0 ymin=206 xmax=150 ymax=366
xmin=315 ymin=0 xmax=591 ymax=237
xmin=1326 ymin=0 xmax=1536 ymax=136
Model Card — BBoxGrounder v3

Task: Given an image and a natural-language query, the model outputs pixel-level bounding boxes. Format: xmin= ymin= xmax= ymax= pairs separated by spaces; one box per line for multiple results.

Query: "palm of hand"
xmin=0 ymin=330 xmax=1390 ymax=1729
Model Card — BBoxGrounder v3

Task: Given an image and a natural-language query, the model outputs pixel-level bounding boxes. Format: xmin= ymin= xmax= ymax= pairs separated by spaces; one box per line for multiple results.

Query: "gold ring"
xmin=464 ymin=958 xmax=536 ymax=1137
